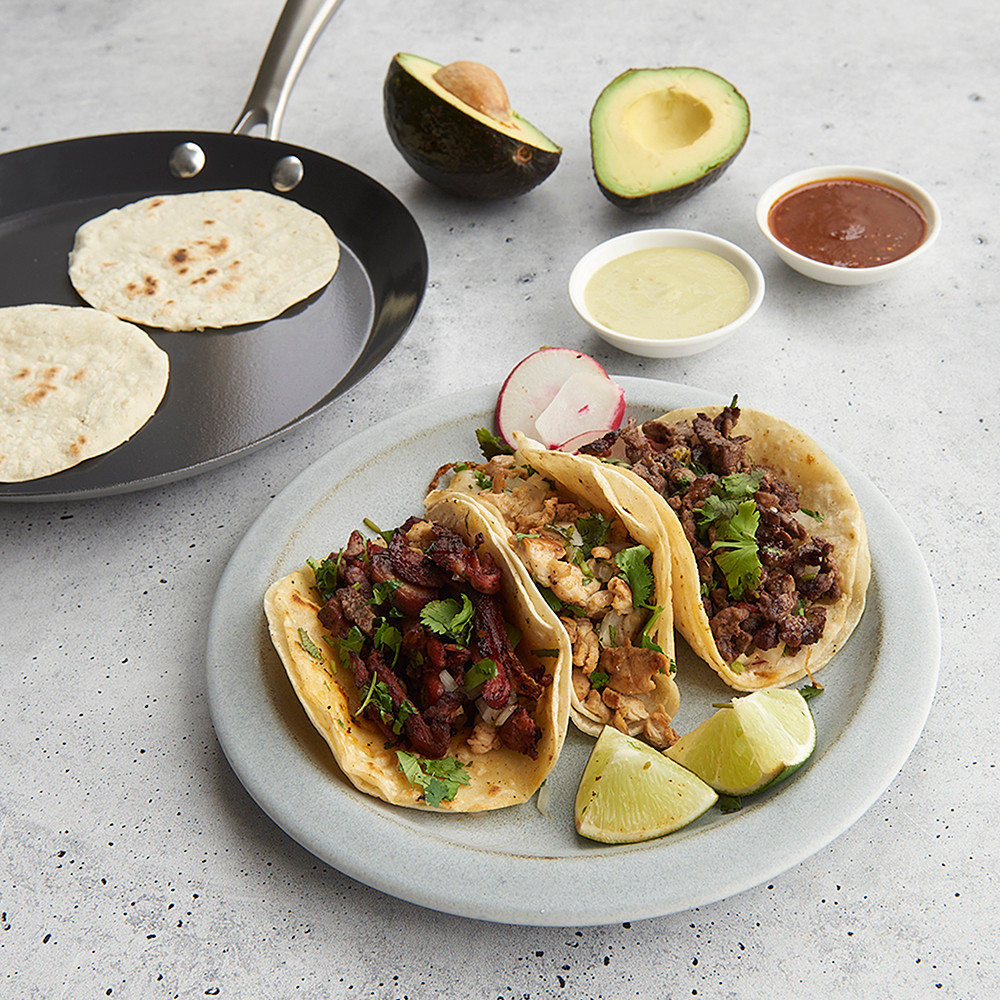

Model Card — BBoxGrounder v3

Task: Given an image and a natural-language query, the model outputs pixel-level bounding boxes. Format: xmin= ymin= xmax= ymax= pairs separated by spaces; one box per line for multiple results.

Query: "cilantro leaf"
xmin=330 ymin=626 xmax=365 ymax=661
xmin=420 ymin=594 xmax=475 ymax=645
xmin=719 ymin=469 xmax=764 ymax=499
xmin=464 ymin=658 xmax=498 ymax=692
xmin=297 ymin=628 xmax=325 ymax=662
xmin=614 ymin=544 xmax=655 ymax=608
xmin=396 ymin=751 xmax=471 ymax=807
xmin=307 ymin=554 xmax=341 ymax=601
xmin=475 ymin=427 xmax=514 ymax=459
xmin=588 ymin=670 xmax=610 ymax=691
xmin=373 ymin=620 xmax=402 ymax=665
xmin=712 ymin=500 xmax=762 ymax=598
xmin=576 ymin=512 xmax=612 ymax=557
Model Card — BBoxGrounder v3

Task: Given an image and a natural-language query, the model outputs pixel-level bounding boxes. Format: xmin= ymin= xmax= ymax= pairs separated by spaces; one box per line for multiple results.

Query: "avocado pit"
xmin=384 ymin=52 xmax=561 ymax=200
xmin=432 ymin=60 xmax=513 ymax=124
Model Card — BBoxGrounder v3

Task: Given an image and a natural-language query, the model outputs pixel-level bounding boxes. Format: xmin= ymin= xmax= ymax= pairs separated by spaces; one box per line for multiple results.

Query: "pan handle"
xmin=233 ymin=0 xmax=347 ymax=140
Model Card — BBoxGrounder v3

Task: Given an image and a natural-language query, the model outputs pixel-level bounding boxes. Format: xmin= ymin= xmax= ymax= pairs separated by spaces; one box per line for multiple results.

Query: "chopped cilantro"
xmin=712 ymin=500 xmax=762 ymax=598
xmin=373 ymin=620 xmax=402 ymax=665
xmin=297 ymin=628 xmax=325 ymax=662
xmin=362 ymin=518 xmax=394 ymax=546
xmin=307 ymin=554 xmax=341 ymax=601
xmin=576 ymin=512 xmax=612 ymax=557
xmin=330 ymin=626 xmax=365 ymax=660
xmin=475 ymin=427 xmax=513 ymax=459
xmin=420 ymin=593 xmax=475 ymax=645
xmin=396 ymin=751 xmax=471 ymax=807
xmin=800 ymin=507 xmax=824 ymax=522
xmin=355 ymin=675 xmax=414 ymax=735
xmin=799 ymin=683 xmax=824 ymax=702
xmin=371 ymin=578 xmax=402 ymax=608
xmin=473 ymin=469 xmax=493 ymax=490
xmin=639 ymin=605 xmax=665 ymax=654
xmin=464 ymin=658 xmax=498 ymax=691
xmin=614 ymin=544 xmax=655 ymax=608
xmin=588 ymin=670 xmax=610 ymax=691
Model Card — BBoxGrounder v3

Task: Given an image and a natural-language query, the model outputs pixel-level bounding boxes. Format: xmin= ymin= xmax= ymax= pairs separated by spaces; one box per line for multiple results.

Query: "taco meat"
xmin=430 ymin=451 xmax=679 ymax=747
xmin=312 ymin=516 xmax=550 ymax=761
xmin=583 ymin=403 xmax=842 ymax=666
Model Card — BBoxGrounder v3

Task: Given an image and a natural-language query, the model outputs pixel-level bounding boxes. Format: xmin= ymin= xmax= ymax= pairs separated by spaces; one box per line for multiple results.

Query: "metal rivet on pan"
xmin=272 ymin=155 xmax=304 ymax=192
xmin=168 ymin=141 xmax=206 ymax=179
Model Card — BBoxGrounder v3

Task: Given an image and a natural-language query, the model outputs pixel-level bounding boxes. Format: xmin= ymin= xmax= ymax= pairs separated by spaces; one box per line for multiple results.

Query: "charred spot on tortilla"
xmin=68 ymin=188 xmax=340 ymax=331
xmin=0 ymin=304 xmax=168 ymax=483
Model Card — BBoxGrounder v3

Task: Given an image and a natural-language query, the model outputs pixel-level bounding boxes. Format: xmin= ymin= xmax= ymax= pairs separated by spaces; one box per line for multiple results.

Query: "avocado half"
xmin=590 ymin=67 xmax=750 ymax=213
xmin=384 ymin=52 xmax=562 ymax=200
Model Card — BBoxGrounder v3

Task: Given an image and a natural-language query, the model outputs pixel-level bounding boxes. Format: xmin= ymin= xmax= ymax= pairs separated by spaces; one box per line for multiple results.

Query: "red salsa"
xmin=768 ymin=177 xmax=928 ymax=268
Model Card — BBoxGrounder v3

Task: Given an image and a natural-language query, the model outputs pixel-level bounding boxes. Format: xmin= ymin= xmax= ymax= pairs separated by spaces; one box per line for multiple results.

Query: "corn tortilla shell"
xmin=602 ymin=406 xmax=871 ymax=690
xmin=263 ymin=495 xmax=571 ymax=812
xmin=0 ymin=304 xmax=168 ymax=482
xmin=427 ymin=430 xmax=680 ymax=739
xmin=68 ymin=189 xmax=340 ymax=331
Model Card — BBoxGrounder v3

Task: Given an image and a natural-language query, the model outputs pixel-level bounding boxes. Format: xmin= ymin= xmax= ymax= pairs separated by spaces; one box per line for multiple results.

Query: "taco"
xmin=263 ymin=495 xmax=570 ymax=812
xmin=427 ymin=431 xmax=680 ymax=748
xmin=579 ymin=401 xmax=871 ymax=690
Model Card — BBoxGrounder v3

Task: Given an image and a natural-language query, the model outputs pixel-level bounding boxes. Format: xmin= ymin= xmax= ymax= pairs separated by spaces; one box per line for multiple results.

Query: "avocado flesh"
xmin=385 ymin=52 xmax=561 ymax=200
xmin=591 ymin=67 xmax=749 ymax=213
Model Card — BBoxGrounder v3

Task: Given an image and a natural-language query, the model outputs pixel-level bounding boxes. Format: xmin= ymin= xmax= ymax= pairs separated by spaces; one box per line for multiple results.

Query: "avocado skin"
xmin=384 ymin=58 xmax=560 ymax=200
xmin=594 ymin=144 xmax=747 ymax=214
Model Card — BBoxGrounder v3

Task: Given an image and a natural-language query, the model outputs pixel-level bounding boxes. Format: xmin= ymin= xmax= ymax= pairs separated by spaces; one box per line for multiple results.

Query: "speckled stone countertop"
xmin=1 ymin=0 xmax=996 ymax=996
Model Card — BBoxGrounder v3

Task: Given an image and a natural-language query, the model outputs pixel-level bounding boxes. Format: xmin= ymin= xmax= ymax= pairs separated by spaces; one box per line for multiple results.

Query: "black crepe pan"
xmin=0 ymin=0 xmax=427 ymax=502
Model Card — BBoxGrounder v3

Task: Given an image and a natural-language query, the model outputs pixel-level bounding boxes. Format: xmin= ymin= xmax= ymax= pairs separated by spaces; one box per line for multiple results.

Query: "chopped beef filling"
xmin=313 ymin=519 xmax=549 ymax=761
xmin=582 ymin=403 xmax=841 ymax=664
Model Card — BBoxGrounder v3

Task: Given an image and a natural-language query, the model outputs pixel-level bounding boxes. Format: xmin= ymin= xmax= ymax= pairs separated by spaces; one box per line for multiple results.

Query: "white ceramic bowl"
xmin=755 ymin=165 xmax=941 ymax=285
xmin=568 ymin=228 xmax=765 ymax=358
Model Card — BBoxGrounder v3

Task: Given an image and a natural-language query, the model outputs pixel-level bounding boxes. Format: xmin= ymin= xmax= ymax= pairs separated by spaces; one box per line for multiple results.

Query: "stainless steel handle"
xmin=233 ymin=0 xmax=346 ymax=139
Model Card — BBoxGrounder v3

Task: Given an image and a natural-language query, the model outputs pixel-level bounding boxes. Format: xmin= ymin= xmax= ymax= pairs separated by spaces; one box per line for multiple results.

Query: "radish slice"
xmin=533 ymin=371 xmax=625 ymax=448
xmin=495 ymin=347 xmax=620 ymax=448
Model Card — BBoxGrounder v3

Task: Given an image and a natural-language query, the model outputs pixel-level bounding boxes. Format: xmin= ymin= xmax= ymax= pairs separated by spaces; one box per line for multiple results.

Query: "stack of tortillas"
xmin=0 ymin=304 xmax=169 ymax=482
xmin=68 ymin=188 xmax=341 ymax=331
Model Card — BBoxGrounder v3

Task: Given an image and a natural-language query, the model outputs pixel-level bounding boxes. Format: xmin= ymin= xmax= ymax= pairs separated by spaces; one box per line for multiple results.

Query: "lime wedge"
xmin=665 ymin=688 xmax=816 ymax=797
xmin=574 ymin=726 xmax=718 ymax=843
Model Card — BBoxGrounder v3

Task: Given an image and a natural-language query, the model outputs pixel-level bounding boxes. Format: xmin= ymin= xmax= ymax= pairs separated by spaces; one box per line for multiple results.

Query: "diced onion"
xmin=439 ymin=669 xmax=458 ymax=693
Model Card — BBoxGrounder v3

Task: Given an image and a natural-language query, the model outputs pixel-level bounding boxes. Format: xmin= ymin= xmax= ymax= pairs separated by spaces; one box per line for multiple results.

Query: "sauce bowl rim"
xmin=754 ymin=164 xmax=941 ymax=283
xmin=568 ymin=227 xmax=765 ymax=358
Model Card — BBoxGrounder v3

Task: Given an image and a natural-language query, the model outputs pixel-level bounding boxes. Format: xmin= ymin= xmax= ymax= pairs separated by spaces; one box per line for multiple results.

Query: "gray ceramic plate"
xmin=206 ymin=378 xmax=939 ymax=926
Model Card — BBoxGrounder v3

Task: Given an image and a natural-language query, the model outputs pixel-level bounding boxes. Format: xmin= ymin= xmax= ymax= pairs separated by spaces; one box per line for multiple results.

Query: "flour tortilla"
xmin=68 ymin=189 xmax=340 ymax=331
xmin=0 ymin=304 xmax=169 ymax=482
xmin=263 ymin=495 xmax=571 ymax=812
xmin=427 ymin=431 xmax=680 ymax=743
xmin=604 ymin=406 xmax=871 ymax=690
